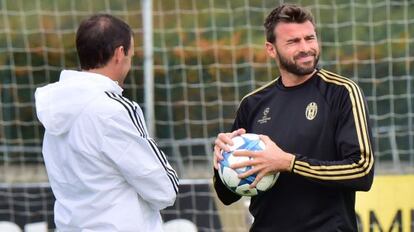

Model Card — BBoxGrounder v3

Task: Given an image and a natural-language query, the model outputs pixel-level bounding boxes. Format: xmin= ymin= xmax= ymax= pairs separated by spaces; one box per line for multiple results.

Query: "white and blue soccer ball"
xmin=218 ymin=133 xmax=279 ymax=196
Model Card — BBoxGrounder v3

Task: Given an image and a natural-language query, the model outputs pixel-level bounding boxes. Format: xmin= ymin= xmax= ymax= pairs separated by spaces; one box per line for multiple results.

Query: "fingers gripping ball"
xmin=217 ymin=133 xmax=279 ymax=196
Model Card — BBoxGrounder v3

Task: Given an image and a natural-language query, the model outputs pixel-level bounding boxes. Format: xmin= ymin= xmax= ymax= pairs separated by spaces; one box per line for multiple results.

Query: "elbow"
xmin=355 ymin=169 xmax=374 ymax=192
xmin=160 ymin=193 xmax=177 ymax=209
xmin=166 ymin=190 xmax=178 ymax=206
xmin=162 ymin=186 xmax=178 ymax=208
xmin=141 ymin=181 xmax=178 ymax=210
xmin=214 ymin=182 xmax=240 ymax=206
xmin=353 ymin=154 xmax=375 ymax=191
xmin=219 ymin=196 xmax=237 ymax=206
xmin=152 ymin=190 xmax=177 ymax=210
xmin=154 ymin=170 xmax=179 ymax=209
xmin=359 ymin=176 xmax=374 ymax=192
xmin=213 ymin=169 xmax=241 ymax=205
xmin=358 ymin=182 xmax=372 ymax=192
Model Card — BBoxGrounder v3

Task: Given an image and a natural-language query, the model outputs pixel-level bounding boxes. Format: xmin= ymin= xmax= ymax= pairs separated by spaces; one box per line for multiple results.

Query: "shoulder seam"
xmin=318 ymin=69 xmax=359 ymax=87
xmin=239 ymin=77 xmax=279 ymax=106
xmin=105 ymin=91 xmax=146 ymax=137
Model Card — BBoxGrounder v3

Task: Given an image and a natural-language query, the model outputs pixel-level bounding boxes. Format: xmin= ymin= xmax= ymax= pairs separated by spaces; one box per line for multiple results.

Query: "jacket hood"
xmin=35 ymin=70 xmax=123 ymax=135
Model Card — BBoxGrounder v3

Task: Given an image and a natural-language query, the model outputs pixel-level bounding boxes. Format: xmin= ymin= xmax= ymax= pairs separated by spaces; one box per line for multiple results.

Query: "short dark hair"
xmin=76 ymin=14 xmax=133 ymax=70
xmin=264 ymin=4 xmax=315 ymax=43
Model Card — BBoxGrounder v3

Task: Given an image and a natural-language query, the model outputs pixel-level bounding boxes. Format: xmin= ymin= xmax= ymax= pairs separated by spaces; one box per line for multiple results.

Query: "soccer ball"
xmin=217 ymin=133 xmax=279 ymax=196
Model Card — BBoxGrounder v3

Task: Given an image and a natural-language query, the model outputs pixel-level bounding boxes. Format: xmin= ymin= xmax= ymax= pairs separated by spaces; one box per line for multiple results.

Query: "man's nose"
xmin=298 ymin=39 xmax=310 ymax=52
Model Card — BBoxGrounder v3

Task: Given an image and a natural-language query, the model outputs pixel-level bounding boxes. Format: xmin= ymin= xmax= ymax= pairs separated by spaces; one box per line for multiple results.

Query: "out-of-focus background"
xmin=0 ymin=0 xmax=413 ymax=231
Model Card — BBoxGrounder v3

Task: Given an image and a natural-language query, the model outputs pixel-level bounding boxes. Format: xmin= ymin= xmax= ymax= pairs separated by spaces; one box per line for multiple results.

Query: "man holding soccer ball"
xmin=35 ymin=14 xmax=178 ymax=231
xmin=213 ymin=4 xmax=374 ymax=231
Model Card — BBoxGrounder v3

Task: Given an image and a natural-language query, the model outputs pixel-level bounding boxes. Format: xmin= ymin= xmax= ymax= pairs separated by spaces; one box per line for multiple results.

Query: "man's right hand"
xmin=213 ymin=128 xmax=246 ymax=170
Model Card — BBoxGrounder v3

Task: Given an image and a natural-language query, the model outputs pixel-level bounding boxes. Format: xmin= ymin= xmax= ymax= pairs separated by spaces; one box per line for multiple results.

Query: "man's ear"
xmin=265 ymin=42 xmax=277 ymax=59
xmin=113 ymin=46 xmax=125 ymax=63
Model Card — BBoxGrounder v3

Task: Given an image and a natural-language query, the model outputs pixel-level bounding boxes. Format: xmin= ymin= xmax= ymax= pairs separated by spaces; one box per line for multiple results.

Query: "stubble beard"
xmin=276 ymin=48 xmax=319 ymax=76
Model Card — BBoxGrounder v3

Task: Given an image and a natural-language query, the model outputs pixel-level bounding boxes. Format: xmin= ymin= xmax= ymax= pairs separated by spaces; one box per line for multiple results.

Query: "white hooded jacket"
xmin=35 ymin=70 xmax=178 ymax=232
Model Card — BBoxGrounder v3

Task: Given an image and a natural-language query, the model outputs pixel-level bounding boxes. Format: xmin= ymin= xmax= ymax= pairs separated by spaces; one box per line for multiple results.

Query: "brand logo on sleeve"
xmin=305 ymin=102 xmax=318 ymax=120
xmin=257 ymin=107 xmax=271 ymax=124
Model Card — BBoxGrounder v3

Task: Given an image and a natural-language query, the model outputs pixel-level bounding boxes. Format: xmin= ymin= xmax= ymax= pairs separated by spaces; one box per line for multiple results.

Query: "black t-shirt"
xmin=213 ymin=69 xmax=374 ymax=232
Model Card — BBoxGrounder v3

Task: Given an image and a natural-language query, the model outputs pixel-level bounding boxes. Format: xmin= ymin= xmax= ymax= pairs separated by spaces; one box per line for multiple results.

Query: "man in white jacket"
xmin=35 ymin=14 xmax=178 ymax=232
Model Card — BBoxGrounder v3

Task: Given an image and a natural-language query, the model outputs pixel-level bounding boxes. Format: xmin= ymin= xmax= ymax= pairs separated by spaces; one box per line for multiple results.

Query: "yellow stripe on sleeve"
xmin=292 ymin=69 xmax=374 ymax=180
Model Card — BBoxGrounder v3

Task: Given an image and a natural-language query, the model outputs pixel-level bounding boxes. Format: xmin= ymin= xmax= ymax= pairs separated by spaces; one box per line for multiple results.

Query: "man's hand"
xmin=230 ymin=135 xmax=295 ymax=188
xmin=213 ymin=128 xmax=246 ymax=170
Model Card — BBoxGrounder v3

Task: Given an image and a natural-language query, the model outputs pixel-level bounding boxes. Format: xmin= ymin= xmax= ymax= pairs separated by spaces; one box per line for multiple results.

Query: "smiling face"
xmin=266 ymin=21 xmax=320 ymax=77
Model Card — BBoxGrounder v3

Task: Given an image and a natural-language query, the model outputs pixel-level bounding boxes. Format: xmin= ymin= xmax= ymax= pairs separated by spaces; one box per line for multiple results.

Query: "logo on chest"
xmin=305 ymin=102 xmax=318 ymax=120
xmin=257 ymin=107 xmax=271 ymax=124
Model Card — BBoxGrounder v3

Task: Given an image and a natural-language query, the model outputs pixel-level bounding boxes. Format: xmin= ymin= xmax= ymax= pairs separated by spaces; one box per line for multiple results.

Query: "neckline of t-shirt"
xmin=276 ymin=69 xmax=319 ymax=91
